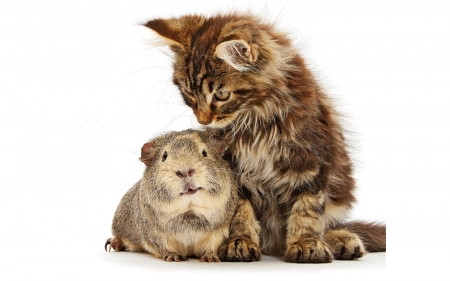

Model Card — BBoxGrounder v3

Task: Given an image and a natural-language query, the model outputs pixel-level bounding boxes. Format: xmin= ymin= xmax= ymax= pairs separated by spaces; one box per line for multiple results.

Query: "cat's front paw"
xmin=218 ymin=236 xmax=261 ymax=262
xmin=162 ymin=253 xmax=188 ymax=262
xmin=285 ymin=237 xmax=333 ymax=263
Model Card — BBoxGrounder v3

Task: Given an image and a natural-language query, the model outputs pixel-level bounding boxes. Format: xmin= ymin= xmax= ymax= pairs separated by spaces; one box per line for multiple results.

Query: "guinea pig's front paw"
xmin=218 ymin=236 xmax=261 ymax=262
xmin=200 ymin=253 xmax=221 ymax=263
xmin=162 ymin=253 xmax=189 ymax=262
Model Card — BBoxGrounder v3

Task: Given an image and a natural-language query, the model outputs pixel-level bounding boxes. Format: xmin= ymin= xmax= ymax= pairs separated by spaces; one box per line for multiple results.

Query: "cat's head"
xmin=144 ymin=13 xmax=297 ymax=128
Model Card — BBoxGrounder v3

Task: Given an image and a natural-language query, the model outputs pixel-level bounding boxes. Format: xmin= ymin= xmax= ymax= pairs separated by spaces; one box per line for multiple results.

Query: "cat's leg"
xmin=284 ymin=190 xmax=334 ymax=263
xmin=219 ymin=197 xmax=261 ymax=262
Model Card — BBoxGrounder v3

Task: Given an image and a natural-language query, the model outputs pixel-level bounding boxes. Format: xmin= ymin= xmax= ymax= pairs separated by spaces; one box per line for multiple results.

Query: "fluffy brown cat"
xmin=144 ymin=12 xmax=386 ymax=263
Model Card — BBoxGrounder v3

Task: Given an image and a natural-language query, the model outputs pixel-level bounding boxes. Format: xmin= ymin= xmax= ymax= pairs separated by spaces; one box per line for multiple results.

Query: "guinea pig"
xmin=105 ymin=129 xmax=238 ymax=262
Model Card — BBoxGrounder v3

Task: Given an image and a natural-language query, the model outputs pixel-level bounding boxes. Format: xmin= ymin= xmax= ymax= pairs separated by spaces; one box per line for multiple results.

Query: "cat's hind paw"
xmin=325 ymin=229 xmax=366 ymax=260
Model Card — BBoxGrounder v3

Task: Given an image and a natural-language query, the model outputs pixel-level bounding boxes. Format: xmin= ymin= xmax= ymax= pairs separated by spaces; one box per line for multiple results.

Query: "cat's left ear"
xmin=214 ymin=40 xmax=259 ymax=71
xmin=144 ymin=18 xmax=184 ymax=48
xmin=143 ymin=15 xmax=205 ymax=50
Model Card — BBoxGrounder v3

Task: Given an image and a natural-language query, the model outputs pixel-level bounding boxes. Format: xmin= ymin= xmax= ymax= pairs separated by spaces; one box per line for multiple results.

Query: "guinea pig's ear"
xmin=206 ymin=137 xmax=227 ymax=159
xmin=215 ymin=143 xmax=227 ymax=159
xmin=203 ymin=129 xmax=228 ymax=159
xmin=140 ymin=141 xmax=154 ymax=166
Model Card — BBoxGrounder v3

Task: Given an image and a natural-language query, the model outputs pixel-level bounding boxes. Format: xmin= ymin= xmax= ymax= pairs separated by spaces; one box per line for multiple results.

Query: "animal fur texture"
xmin=106 ymin=129 xmax=260 ymax=262
xmin=144 ymin=12 xmax=386 ymax=263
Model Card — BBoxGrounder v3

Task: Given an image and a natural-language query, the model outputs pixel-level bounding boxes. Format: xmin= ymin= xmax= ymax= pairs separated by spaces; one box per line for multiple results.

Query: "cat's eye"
xmin=162 ymin=151 xmax=168 ymax=162
xmin=213 ymin=90 xmax=230 ymax=101
xmin=202 ymin=149 xmax=207 ymax=157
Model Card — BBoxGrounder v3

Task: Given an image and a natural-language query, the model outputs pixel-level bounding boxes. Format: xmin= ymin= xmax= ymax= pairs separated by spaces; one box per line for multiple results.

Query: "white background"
xmin=1 ymin=0 xmax=449 ymax=279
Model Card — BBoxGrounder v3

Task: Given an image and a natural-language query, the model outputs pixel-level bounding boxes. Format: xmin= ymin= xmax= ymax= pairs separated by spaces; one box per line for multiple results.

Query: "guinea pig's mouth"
xmin=181 ymin=186 xmax=202 ymax=195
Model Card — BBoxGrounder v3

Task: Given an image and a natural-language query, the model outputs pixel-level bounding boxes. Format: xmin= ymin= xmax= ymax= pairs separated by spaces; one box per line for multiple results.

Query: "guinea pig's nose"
xmin=176 ymin=169 xmax=195 ymax=178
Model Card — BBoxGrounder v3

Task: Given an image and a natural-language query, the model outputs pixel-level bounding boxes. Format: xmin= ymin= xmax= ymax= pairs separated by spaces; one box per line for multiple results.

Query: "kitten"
xmin=144 ymin=12 xmax=386 ymax=263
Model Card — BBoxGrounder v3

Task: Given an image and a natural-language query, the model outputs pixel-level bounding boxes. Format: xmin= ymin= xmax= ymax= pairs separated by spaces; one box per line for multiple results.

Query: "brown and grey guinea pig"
xmin=105 ymin=129 xmax=238 ymax=262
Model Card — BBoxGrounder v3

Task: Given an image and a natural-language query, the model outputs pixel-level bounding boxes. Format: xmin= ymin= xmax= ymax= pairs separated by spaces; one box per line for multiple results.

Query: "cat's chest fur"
xmin=223 ymin=121 xmax=320 ymax=207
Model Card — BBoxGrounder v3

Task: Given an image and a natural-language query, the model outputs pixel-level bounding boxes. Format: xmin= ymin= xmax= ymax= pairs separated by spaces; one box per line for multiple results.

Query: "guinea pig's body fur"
xmin=106 ymin=129 xmax=238 ymax=262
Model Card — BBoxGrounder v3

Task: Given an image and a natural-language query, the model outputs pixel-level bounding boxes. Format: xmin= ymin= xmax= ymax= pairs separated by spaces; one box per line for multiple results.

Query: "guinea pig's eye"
xmin=162 ymin=151 xmax=168 ymax=162
xmin=202 ymin=149 xmax=207 ymax=157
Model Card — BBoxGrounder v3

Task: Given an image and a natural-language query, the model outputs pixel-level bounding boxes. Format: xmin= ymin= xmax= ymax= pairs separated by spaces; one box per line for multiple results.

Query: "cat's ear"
xmin=143 ymin=16 xmax=205 ymax=49
xmin=214 ymin=40 xmax=258 ymax=71
xmin=144 ymin=18 xmax=184 ymax=47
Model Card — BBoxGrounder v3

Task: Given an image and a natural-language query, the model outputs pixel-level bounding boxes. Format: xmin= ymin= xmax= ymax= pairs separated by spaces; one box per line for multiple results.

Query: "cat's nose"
xmin=176 ymin=169 xmax=195 ymax=178
xmin=198 ymin=120 xmax=211 ymax=125
xmin=195 ymin=111 xmax=212 ymax=125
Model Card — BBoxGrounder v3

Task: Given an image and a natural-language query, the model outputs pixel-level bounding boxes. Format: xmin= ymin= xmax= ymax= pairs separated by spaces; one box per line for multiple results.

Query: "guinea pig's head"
xmin=139 ymin=130 xmax=231 ymax=206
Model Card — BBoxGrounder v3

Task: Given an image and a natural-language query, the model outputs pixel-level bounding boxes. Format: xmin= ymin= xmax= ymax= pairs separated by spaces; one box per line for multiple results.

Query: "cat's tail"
xmin=342 ymin=220 xmax=386 ymax=252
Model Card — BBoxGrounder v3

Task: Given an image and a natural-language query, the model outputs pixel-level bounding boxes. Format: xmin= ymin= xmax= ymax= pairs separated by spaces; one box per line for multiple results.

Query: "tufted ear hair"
xmin=143 ymin=15 xmax=205 ymax=50
xmin=214 ymin=40 xmax=258 ymax=71
xmin=143 ymin=18 xmax=183 ymax=47
xmin=139 ymin=141 xmax=155 ymax=166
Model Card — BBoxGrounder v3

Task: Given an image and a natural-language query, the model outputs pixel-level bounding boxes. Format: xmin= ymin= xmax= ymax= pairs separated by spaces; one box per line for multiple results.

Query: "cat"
xmin=143 ymin=12 xmax=386 ymax=263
